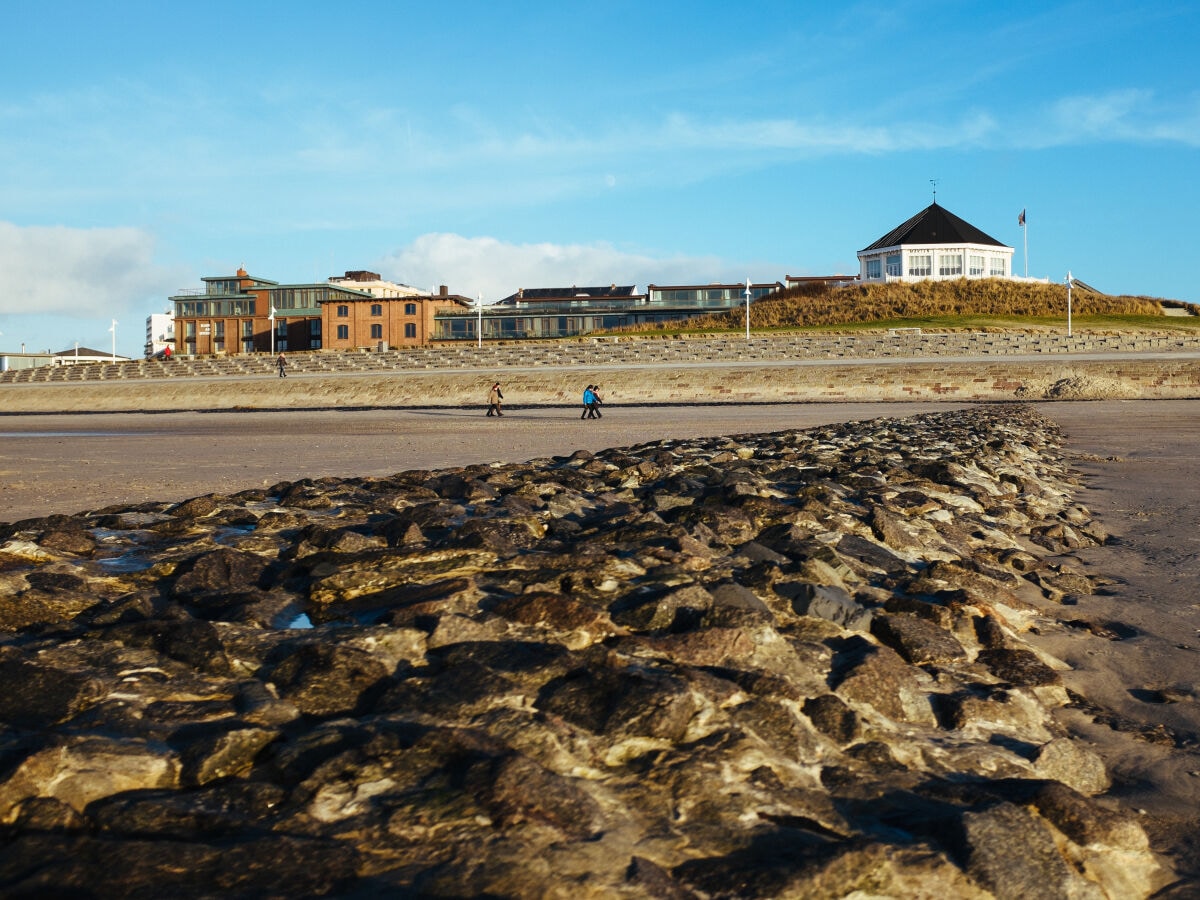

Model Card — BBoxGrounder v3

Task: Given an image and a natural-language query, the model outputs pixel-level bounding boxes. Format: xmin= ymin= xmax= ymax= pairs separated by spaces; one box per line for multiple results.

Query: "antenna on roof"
xmin=930 ymin=178 xmax=939 ymax=203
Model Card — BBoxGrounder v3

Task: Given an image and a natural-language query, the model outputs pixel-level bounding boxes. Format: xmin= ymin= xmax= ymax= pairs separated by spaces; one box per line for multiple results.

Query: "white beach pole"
xmin=744 ymin=278 xmax=751 ymax=341
xmin=109 ymin=319 xmax=117 ymax=360
xmin=1066 ymin=271 xmax=1073 ymax=337
xmin=477 ymin=293 xmax=482 ymax=349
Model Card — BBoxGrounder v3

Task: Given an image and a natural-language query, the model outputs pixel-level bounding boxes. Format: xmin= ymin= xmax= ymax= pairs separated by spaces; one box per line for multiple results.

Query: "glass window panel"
xmin=938 ymin=254 xmax=962 ymax=276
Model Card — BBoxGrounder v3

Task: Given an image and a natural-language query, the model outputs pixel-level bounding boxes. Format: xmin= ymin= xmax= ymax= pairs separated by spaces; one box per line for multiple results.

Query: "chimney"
xmin=439 ymin=285 xmax=448 ymax=296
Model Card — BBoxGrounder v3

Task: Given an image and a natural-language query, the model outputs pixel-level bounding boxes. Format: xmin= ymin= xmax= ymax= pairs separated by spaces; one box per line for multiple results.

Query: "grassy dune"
xmin=610 ymin=278 xmax=1197 ymax=335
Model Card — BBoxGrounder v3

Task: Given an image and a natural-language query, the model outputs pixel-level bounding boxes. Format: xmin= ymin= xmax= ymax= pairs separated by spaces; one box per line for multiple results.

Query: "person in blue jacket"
xmin=581 ymin=385 xmax=595 ymax=419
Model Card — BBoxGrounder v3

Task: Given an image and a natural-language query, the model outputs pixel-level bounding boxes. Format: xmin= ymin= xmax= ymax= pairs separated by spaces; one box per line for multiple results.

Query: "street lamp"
xmin=744 ymin=278 xmax=751 ymax=341
xmin=268 ymin=305 xmax=276 ymax=355
xmin=1065 ymin=271 xmax=1073 ymax=338
xmin=109 ymin=319 xmax=117 ymax=360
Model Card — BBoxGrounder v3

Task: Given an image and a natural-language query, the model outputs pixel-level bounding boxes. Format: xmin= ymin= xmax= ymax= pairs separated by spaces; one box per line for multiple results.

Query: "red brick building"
xmin=323 ymin=283 xmax=472 ymax=350
xmin=170 ymin=269 xmax=471 ymax=356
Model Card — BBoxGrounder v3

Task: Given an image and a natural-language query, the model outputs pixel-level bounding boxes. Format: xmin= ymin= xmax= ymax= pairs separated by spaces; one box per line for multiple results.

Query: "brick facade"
xmin=322 ymin=288 xmax=472 ymax=350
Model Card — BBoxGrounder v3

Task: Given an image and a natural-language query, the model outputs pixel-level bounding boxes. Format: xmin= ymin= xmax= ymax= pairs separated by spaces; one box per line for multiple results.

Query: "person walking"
xmin=276 ymin=353 xmax=287 ymax=378
xmin=590 ymin=384 xmax=603 ymax=418
xmin=487 ymin=382 xmax=504 ymax=416
xmin=581 ymin=385 xmax=595 ymax=419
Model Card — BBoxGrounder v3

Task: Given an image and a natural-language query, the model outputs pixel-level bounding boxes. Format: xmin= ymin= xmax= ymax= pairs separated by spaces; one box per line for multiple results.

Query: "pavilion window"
xmin=908 ymin=255 xmax=931 ymax=277
xmin=969 ymin=255 xmax=985 ymax=276
xmin=938 ymin=254 xmax=962 ymax=276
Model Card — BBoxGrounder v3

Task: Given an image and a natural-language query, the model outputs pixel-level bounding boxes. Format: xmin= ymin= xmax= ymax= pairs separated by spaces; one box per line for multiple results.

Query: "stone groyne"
xmin=0 ymin=405 xmax=1175 ymax=896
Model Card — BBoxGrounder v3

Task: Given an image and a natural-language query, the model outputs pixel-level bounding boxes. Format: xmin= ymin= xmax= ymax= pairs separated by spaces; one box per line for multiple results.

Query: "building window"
xmin=310 ymin=319 xmax=321 ymax=337
xmin=404 ymin=323 xmax=417 ymax=338
xmin=866 ymin=259 xmax=882 ymax=279
xmin=969 ymin=255 xmax=985 ymax=276
xmin=908 ymin=255 xmax=931 ymax=277
xmin=990 ymin=257 xmax=1006 ymax=277
xmin=886 ymin=255 xmax=902 ymax=277
xmin=337 ymin=305 xmax=349 ymax=317
xmin=337 ymin=325 xmax=349 ymax=340
xmin=371 ymin=304 xmax=382 ymax=316
xmin=242 ymin=339 xmax=255 ymax=354
xmin=404 ymin=303 xmax=417 ymax=315
xmin=242 ymin=321 xmax=253 ymax=338
xmin=213 ymin=321 xmax=225 ymax=353
xmin=938 ymin=254 xmax=962 ymax=276
xmin=370 ymin=324 xmax=383 ymax=339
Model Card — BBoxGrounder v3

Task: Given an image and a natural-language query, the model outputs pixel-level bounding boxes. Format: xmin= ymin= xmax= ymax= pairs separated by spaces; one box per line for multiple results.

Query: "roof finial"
xmin=930 ymin=178 xmax=939 ymax=203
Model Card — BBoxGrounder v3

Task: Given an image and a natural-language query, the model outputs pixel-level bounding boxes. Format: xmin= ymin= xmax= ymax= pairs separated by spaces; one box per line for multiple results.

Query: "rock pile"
xmin=0 ymin=405 xmax=1173 ymax=897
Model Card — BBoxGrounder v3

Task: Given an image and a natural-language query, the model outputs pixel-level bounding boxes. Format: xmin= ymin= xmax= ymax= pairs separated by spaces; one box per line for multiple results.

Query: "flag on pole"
xmin=1018 ymin=209 xmax=1026 ymax=227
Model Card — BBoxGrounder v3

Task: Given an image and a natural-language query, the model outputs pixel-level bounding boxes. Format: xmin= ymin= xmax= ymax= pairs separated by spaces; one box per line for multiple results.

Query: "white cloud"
xmin=0 ymin=222 xmax=185 ymax=317
xmin=376 ymin=233 xmax=762 ymax=301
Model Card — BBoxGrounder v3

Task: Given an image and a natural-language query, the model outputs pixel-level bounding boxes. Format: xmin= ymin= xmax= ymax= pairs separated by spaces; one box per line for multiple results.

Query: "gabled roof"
xmin=54 ymin=347 xmax=123 ymax=358
xmin=501 ymin=285 xmax=639 ymax=303
xmin=860 ymin=203 xmax=1007 ymax=252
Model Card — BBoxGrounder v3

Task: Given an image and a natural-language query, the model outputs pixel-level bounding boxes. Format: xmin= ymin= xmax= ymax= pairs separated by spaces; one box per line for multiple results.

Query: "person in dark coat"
xmin=487 ymin=382 xmax=504 ymax=416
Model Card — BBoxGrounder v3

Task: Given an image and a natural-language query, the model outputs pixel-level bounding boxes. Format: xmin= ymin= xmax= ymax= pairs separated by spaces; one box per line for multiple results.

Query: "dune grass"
xmin=601 ymin=278 xmax=1197 ymax=337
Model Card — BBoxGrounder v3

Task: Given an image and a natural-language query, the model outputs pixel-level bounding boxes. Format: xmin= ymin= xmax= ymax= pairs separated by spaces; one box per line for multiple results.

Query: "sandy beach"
xmin=2 ymin=398 xmax=1199 ymax=878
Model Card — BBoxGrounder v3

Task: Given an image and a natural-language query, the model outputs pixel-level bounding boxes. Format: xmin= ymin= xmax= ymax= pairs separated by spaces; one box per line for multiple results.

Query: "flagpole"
xmin=1019 ymin=209 xmax=1028 ymax=278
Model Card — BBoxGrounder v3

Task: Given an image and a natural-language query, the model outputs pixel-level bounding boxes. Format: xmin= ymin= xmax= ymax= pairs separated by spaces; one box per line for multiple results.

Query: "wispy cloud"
xmin=1036 ymin=88 xmax=1200 ymax=147
xmin=376 ymin=233 xmax=760 ymax=300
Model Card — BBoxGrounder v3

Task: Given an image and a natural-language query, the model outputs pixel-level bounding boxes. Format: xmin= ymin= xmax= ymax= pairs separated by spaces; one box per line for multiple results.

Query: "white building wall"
xmin=327 ymin=277 xmax=423 ymax=298
xmin=858 ymin=243 xmax=1027 ymax=283
xmin=145 ymin=311 xmax=175 ymax=357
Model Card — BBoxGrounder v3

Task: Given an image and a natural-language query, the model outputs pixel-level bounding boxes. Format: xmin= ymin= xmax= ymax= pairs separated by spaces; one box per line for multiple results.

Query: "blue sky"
xmin=2 ymin=0 xmax=1197 ymax=357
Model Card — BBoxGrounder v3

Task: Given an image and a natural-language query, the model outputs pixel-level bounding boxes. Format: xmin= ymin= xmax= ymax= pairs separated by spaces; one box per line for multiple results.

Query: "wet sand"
xmin=3 ymin=398 xmax=1199 ymax=874
xmin=0 ymin=403 xmax=964 ymax=523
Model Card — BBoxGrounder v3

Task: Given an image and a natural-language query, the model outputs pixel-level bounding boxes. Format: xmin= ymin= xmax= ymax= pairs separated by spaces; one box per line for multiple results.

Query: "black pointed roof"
xmin=860 ymin=203 xmax=1007 ymax=252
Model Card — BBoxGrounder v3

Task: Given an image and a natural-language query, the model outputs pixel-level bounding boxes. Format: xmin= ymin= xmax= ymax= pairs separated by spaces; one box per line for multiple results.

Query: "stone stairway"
xmin=4 ymin=330 xmax=1200 ymax=385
